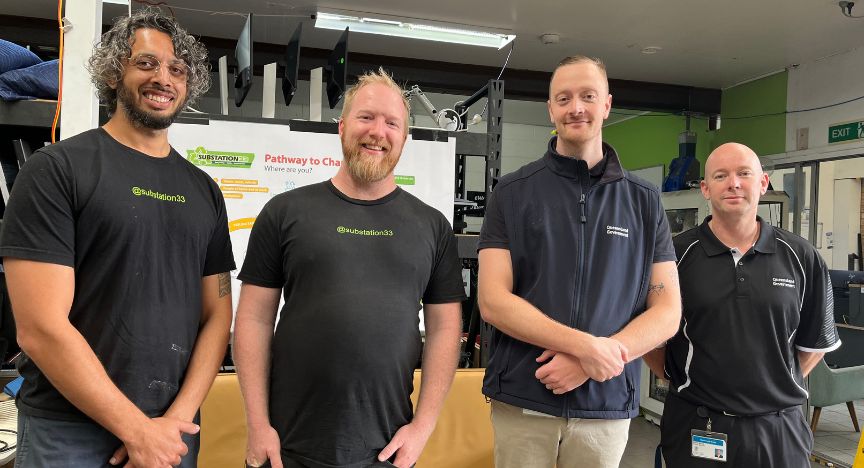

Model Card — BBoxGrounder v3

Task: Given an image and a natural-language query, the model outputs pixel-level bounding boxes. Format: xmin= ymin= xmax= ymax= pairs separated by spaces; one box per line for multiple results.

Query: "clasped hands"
xmin=534 ymin=337 xmax=628 ymax=395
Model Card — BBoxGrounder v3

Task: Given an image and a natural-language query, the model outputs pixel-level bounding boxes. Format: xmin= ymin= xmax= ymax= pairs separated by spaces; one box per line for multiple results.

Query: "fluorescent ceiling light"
xmin=315 ymin=12 xmax=515 ymax=49
xmin=103 ymin=0 xmax=129 ymax=4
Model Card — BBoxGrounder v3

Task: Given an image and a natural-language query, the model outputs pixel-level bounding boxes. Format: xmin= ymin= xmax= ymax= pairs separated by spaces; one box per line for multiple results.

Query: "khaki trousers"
xmin=491 ymin=399 xmax=630 ymax=468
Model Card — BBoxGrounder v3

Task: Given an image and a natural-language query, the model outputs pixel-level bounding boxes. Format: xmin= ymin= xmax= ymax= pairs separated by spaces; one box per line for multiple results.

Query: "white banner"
xmin=168 ymin=119 xmax=456 ymax=324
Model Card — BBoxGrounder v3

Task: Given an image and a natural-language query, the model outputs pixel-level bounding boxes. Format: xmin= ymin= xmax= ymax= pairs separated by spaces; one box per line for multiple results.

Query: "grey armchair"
xmin=809 ymin=359 xmax=864 ymax=432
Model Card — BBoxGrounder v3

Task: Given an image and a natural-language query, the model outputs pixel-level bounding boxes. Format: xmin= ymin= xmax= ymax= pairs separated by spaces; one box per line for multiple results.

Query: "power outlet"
xmin=797 ymin=127 xmax=809 ymax=151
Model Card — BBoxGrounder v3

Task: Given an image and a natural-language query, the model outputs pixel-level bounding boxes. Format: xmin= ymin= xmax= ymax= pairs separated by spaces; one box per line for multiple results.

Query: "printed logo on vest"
xmin=606 ymin=225 xmax=629 ymax=239
xmin=772 ymin=277 xmax=795 ymax=288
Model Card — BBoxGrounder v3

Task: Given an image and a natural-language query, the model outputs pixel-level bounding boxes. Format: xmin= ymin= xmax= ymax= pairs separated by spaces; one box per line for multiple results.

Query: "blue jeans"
xmin=14 ymin=412 xmax=199 ymax=468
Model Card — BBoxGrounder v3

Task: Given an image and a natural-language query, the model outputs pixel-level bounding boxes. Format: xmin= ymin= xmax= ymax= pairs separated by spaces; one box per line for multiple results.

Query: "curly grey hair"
xmin=87 ymin=8 xmax=210 ymax=114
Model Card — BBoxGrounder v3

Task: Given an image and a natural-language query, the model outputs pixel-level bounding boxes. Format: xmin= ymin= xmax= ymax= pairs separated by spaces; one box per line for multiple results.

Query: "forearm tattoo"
xmin=218 ymin=272 xmax=231 ymax=298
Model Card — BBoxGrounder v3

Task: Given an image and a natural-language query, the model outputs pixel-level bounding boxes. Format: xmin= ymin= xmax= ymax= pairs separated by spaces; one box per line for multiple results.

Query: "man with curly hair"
xmin=0 ymin=8 xmax=234 ymax=468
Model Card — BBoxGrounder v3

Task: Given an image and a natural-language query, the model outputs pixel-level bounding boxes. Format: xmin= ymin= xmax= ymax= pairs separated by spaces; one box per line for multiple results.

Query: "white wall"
xmin=786 ymin=46 xmax=864 ymax=154
xmin=197 ymin=73 xmax=555 ymax=233
xmin=832 ymin=178 xmax=861 ymax=269
xmin=783 ymin=47 xmax=864 ymax=268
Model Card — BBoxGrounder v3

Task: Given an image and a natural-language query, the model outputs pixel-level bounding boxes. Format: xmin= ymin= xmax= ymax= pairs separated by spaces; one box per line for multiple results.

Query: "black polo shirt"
xmin=665 ymin=216 xmax=840 ymax=415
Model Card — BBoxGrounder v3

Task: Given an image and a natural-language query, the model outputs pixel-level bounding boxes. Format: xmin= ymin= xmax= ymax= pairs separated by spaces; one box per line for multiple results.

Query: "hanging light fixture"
xmin=315 ymin=11 xmax=515 ymax=49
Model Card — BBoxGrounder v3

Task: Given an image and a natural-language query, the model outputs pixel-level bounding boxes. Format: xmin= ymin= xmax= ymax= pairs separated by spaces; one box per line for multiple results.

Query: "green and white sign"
xmin=187 ymin=146 xmax=255 ymax=168
xmin=394 ymin=175 xmax=416 ymax=186
xmin=828 ymin=121 xmax=864 ymax=145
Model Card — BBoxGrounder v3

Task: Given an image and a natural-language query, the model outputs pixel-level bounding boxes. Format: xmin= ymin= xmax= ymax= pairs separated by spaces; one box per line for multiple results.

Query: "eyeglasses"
xmin=128 ymin=54 xmax=190 ymax=81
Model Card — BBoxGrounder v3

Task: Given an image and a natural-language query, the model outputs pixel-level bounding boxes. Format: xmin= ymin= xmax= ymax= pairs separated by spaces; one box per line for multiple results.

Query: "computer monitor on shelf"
xmin=234 ymin=14 xmax=253 ymax=107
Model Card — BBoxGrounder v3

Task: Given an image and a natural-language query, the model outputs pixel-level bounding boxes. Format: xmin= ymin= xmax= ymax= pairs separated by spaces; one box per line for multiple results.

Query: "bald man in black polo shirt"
xmin=644 ymin=143 xmax=841 ymax=467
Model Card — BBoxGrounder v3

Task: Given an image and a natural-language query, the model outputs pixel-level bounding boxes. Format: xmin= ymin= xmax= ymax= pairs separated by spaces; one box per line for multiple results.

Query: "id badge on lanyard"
xmin=691 ymin=408 xmax=728 ymax=462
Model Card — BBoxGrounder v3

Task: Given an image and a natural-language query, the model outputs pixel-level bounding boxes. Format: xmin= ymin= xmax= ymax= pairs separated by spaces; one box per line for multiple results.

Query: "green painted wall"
xmin=602 ymin=71 xmax=787 ymax=175
xmin=711 ymin=71 xmax=787 ymax=156
xmin=603 ymin=113 xmax=712 ymax=173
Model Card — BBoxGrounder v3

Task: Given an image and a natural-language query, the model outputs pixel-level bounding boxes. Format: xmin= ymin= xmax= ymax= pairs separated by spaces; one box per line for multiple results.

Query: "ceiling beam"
xmin=1 ymin=14 xmax=720 ymax=114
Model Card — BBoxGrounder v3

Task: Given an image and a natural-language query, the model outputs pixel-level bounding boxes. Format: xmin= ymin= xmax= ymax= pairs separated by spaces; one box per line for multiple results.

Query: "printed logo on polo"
xmin=186 ymin=146 xmax=255 ymax=168
xmin=131 ymin=186 xmax=186 ymax=203
xmin=606 ymin=225 xmax=629 ymax=239
xmin=772 ymin=277 xmax=795 ymax=288
xmin=336 ymin=225 xmax=395 ymax=237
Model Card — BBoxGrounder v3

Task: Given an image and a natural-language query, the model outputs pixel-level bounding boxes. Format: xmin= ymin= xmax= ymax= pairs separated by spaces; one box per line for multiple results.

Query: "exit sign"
xmin=828 ymin=121 xmax=864 ymax=144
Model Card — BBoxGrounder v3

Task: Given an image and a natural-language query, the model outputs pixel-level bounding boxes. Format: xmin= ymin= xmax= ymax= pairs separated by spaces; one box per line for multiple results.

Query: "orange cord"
xmin=50 ymin=0 xmax=64 ymax=144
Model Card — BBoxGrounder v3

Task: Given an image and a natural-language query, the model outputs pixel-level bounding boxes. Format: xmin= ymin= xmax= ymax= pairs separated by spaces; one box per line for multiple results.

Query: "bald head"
xmin=701 ymin=142 xmax=769 ymax=221
xmin=705 ymin=143 xmax=762 ymax=177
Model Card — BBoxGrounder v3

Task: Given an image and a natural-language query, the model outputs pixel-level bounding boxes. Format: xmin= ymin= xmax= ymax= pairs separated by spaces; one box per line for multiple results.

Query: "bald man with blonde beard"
xmin=644 ymin=143 xmax=841 ymax=467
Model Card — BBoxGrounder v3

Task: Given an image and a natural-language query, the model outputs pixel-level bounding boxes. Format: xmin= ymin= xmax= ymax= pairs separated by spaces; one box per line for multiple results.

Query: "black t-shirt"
xmin=0 ymin=128 xmax=235 ymax=420
xmin=666 ymin=217 xmax=840 ymax=414
xmin=238 ymin=180 xmax=465 ymax=468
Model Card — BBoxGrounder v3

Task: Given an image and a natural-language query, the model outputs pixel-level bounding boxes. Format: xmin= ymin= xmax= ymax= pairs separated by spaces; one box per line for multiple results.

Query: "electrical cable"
xmin=496 ymin=39 xmax=515 ymax=81
xmin=724 ymin=94 xmax=864 ymax=119
xmin=609 ymin=111 xmax=687 ymax=117
xmin=128 ymin=0 xmax=512 ymax=127
xmin=609 ymin=92 xmax=864 ymax=121
xmin=131 ymin=1 xmax=308 ymax=18
xmin=98 ymin=0 xmax=858 ymax=125
xmin=169 ymin=6 xmax=308 ymax=18
xmin=463 ymin=39 xmax=516 ymax=123
xmin=50 ymin=0 xmax=64 ymax=144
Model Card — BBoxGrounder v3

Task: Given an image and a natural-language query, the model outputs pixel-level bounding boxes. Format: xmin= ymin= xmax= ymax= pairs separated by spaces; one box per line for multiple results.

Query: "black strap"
xmin=672 ymin=391 xmax=798 ymax=418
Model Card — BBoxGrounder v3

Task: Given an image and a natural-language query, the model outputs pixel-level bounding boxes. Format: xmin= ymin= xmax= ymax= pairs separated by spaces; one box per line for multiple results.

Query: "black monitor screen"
xmin=234 ymin=14 xmax=253 ymax=107
xmin=282 ymin=23 xmax=302 ymax=107
xmin=325 ymin=27 xmax=349 ymax=109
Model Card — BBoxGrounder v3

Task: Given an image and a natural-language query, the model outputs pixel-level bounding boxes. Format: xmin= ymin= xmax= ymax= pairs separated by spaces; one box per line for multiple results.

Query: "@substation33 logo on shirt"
xmin=336 ymin=225 xmax=395 ymax=237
